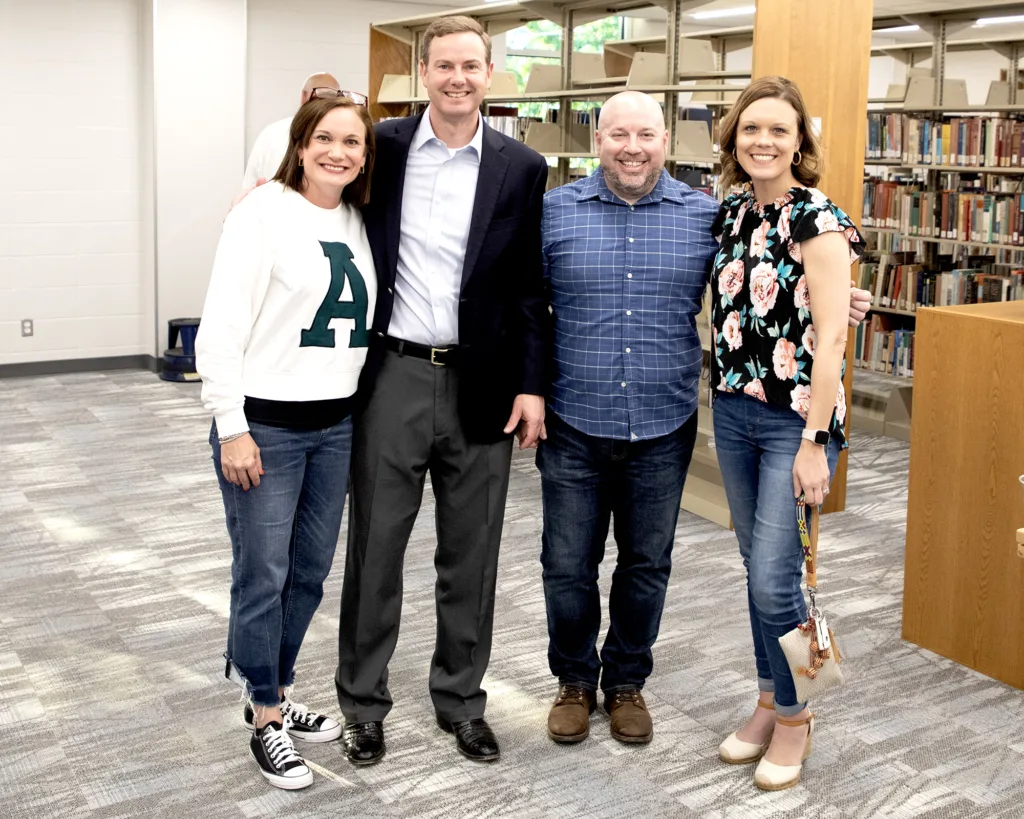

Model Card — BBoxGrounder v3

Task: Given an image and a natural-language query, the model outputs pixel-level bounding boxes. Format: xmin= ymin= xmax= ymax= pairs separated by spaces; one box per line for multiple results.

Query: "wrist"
xmin=801 ymin=427 xmax=829 ymax=447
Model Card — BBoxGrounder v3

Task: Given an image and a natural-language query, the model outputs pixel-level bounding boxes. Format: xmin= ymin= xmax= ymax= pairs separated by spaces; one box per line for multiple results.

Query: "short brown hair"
xmin=420 ymin=15 xmax=491 ymax=65
xmin=718 ymin=75 xmax=822 ymax=190
xmin=273 ymin=97 xmax=375 ymax=207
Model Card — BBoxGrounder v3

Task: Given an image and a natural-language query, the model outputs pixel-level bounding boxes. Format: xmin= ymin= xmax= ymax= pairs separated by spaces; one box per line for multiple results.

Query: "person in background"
xmin=196 ymin=95 xmax=376 ymax=790
xmin=710 ymin=75 xmax=862 ymax=791
xmin=242 ymin=72 xmax=366 ymax=189
xmin=538 ymin=90 xmax=872 ymax=750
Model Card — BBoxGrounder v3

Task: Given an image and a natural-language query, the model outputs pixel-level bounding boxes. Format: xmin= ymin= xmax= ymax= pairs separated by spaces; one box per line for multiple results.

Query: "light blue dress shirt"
xmin=388 ymin=107 xmax=483 ymax=347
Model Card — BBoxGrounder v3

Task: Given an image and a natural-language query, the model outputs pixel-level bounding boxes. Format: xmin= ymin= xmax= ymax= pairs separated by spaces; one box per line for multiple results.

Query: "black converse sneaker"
xmin=249 ymin=720 xmax=314 ymax=790
xmin=242 ymin=699 xmax=342 ymax=743
xmin=281 ymin=698 xmax=342 ymax=743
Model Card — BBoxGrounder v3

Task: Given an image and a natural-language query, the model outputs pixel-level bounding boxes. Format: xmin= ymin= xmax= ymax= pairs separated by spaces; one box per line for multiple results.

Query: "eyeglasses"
xmin=311 ymin=87 xmax=368 ymax=106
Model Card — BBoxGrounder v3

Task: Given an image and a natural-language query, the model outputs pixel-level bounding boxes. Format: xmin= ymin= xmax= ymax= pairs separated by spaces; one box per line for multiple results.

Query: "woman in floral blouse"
xmin=709 ymin=76 xmax=864 ymax=791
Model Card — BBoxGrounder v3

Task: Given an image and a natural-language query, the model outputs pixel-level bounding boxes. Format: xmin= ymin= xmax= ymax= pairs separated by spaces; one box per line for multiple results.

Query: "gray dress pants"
xmin=336 ymin=348 xmax=513 ymax=723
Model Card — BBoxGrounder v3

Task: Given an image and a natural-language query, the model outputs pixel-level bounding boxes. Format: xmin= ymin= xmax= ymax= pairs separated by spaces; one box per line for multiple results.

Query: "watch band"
xmin=801 ymin=428 xmax=829 ymax=446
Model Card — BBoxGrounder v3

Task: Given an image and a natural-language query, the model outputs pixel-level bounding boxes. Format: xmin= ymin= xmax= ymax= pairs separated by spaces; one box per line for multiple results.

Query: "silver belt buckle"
xmin=430 ymin=347 xmax=446 ymax=366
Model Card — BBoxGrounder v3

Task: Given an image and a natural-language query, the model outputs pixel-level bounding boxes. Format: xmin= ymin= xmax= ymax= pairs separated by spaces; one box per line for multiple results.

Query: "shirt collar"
xmin=413 ymin=105 xmax=484 ymax=158
xmin=575 ymin=167 xmax=687 ymax=206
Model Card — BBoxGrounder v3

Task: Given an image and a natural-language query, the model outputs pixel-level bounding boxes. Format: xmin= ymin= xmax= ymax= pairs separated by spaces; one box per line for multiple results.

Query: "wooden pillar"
xmin=368 ymin=27 xmax=413 ymax=122
xmin=752 ymin=0 xmax=874 ymax=514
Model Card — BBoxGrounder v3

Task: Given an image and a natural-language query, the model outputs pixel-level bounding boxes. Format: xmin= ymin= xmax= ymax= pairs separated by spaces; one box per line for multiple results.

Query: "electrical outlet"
xmin=21 ymin=319 xmax=33 ymax=337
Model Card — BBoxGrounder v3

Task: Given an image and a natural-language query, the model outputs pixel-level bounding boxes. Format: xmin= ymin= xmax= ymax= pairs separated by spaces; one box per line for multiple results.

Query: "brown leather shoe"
xmin=604 ymin=689 xmax=653 ymax=744
xmin=547 ymin=685 xmax=597 ymax=743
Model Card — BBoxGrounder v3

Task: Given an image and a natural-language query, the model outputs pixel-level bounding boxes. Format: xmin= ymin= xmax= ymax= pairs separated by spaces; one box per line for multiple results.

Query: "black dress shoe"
xmin=342 ymin=721 xmax=385 ymax=766
xmin=436 ymin=715 xmax=500 ymax=762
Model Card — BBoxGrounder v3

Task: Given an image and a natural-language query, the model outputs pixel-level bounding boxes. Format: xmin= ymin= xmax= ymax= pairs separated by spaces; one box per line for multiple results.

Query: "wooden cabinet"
xmin=903 ymin=301 xmax=1024 ymax=689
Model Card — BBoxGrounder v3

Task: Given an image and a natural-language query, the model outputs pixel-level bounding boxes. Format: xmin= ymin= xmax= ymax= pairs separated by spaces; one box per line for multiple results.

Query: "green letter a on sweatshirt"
xmin=300 ymin=242 xmax=370 ymax=349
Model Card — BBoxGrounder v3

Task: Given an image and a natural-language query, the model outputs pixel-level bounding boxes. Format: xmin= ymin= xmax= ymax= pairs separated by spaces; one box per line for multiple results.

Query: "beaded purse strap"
xmin=795 ymin=497 xmax=841 ymax=677
xmin=796 ymin=496 xmax=820 ymax=590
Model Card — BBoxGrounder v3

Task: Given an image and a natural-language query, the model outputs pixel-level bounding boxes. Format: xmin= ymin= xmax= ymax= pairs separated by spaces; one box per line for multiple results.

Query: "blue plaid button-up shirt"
xmin=542 ymin=168 xmax=719 ymax=441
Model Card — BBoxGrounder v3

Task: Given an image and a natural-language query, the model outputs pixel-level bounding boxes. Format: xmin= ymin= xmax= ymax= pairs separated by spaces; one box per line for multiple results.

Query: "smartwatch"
xmin=801 ymin=428 xmax=829 ymax=446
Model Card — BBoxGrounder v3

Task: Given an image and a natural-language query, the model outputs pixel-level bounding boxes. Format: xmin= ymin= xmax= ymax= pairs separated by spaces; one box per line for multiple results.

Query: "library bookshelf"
xmin=366 ymin=1 xmax=1024 ymax=521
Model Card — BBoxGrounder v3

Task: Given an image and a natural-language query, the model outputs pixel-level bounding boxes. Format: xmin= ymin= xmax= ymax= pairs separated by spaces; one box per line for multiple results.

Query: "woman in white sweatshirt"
xmin=195 ymin=95 xmax=376 ymax=791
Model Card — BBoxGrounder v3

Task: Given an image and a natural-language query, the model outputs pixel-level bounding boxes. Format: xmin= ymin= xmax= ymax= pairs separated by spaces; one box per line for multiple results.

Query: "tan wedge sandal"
xmin=718 ymin=700 xmax=775 ymax=764
xmin=753 ymin=712 xmax=814 ymax=791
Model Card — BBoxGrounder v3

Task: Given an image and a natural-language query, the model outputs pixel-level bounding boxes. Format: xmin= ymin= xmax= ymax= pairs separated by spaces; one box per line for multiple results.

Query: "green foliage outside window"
xmin=501 ymin=17 xmax=623 ymax=172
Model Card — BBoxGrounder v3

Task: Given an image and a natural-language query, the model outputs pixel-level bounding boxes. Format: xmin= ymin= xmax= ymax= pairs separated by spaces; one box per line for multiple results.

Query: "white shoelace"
xmin=282 ymin=700 xmax=319 ymax=728
xmin=261 ymin=723 xmax=304 ymax=768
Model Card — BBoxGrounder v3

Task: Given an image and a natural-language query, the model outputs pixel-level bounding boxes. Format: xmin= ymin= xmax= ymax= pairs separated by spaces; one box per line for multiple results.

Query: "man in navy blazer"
xmin=335 ymin=15 xmax=549 ymax=766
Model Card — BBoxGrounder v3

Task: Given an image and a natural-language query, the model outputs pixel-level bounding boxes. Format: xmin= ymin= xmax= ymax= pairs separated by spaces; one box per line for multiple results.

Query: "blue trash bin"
xmin=160 ymin=318 xmax=202 ymax=382
xmin=168 ymin=317 xmax=201 ymax=357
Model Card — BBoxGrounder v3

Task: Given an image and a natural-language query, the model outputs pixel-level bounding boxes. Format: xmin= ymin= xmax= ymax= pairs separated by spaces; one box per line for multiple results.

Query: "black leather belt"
xmin=385 ymin=336 xmax=459 ymax=367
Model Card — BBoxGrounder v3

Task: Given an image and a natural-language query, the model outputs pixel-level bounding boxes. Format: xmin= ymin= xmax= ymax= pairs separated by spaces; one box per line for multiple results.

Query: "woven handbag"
xmin=778 ymin=499 xmax=844 ymax=702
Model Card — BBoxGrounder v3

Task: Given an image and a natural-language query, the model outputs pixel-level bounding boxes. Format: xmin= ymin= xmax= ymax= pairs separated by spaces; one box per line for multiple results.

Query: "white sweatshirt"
xmin=196 ymin=182 xmax=377 ymax=437
xmin=242 ymin=117 xmax=291 ymax=190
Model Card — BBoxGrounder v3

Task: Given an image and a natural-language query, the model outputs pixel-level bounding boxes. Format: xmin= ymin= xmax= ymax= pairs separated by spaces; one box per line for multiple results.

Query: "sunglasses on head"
xmin=311 ymin=87 xmax=368 ymax=106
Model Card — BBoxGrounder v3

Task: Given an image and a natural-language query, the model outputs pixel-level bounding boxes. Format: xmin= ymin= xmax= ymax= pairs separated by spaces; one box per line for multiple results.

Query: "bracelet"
xmin=218 ymin=431 xmax=248 ymax=444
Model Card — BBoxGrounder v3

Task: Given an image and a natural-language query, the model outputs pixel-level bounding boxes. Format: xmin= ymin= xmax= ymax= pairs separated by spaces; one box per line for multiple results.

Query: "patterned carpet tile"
xmin=1 ymin=371 xmax=1022 ymax=818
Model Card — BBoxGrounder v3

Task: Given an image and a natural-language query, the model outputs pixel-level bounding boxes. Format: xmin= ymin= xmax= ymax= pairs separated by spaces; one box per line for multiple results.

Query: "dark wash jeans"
xmin=211 ymin=417 xmax=352 ymax=706
xmin=536 ymin=409 xmax=698 ymax=694
xmin=711 ymin=391 xmax=839 ymax=716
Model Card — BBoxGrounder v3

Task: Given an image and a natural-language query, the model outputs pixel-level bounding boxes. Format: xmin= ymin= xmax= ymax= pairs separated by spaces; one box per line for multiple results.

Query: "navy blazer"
xmin=359 ymin=113 xmax=550 ymax=443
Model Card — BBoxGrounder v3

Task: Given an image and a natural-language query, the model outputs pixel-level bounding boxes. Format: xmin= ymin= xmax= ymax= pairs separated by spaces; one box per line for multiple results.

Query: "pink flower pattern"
xmin=772 ymin=338 xmax=799 ymax=381
xmin=743 ymin=379 xmax=766 ymax=402
xmin=722 ymin=311 xmax=743 ymax=351
xmin=718 ymin=259 xmax=745 ymax=301
xmin=793 ymin=275 xmax=810 ymax=309
xmin=802 ymin=324 xmax=817 ymax=358
xmin=709 ymin=186 xmax=865 ymax=450
xmin=749 ymin=220 xmax=771 ymax=258
xmin=790 ymin=384 xmax=812 ymax=418
xmin=749 ymin=262 xmax=780 ymax=317
xmin=777 ymin=204 xmax=793 ymax=242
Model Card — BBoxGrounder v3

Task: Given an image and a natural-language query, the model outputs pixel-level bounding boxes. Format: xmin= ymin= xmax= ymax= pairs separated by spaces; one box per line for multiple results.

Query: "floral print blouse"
xmin=709 ymin=186 xmax=865 ymax=449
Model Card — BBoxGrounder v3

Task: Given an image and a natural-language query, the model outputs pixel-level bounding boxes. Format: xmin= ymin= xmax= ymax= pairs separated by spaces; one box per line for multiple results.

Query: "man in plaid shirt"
xmin=538 ymin=91 xmax=869 ymax=746
xmin=538 ymin=91 xmax=718 ymax=746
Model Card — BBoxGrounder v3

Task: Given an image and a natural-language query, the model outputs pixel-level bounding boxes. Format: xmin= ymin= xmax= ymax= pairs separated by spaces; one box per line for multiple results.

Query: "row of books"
xmin=856 ymin=252 xmax=1024 ymax=309
xmin=862 ymin=177 xmax=1024 ymax=245
xmin=854 ymin=316 xmax=915 ymax=377
xmin=865 ymin=113 xmax=1024 ymax=168
xmin=483 ymin=114 xmax=536 ymax=142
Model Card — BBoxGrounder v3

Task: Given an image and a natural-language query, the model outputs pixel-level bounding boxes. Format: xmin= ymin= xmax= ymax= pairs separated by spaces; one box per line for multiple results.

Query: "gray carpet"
xmin=1 ymin=371 xmax=1022 ymax=819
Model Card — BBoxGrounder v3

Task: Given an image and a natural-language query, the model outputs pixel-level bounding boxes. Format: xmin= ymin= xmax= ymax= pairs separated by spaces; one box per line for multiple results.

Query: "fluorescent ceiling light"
xmin=690 ymin=5 xmax=756 ymax=21
xmin=974 ymin=15 xmax=1024 ymax=26
xmin=875 ymin=25 xmax=920 ymax=34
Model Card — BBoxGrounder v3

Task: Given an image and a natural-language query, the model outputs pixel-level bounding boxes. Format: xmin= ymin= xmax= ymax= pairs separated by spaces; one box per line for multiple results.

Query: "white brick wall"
xmin=0 ymin=0 xmax=479 ymax=367
xmin=0 ymin=0 xmax=144 ymax=363
xmin=245 ymin=0 xmax=472 ymax=156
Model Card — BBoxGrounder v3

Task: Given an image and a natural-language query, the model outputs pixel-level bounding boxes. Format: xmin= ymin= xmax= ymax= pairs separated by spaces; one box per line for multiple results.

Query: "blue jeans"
xmin=211 ymin=417 xmax=352 ymax=706
xmin=712 ymin=392 xmax=840 ymax=716
xmin=536 ymin=410 xmax=697 ymax=694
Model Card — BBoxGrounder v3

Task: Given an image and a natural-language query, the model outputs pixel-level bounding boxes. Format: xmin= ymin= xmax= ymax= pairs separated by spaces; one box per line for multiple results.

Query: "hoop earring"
xmin=359 ymin=164 xmax=365 ymax=175
xmin=299 ymin=157 xmax=303 ymax=167
xmin=792 ymin=150 xmax=803 ymax=166
xmin=732 ymin=149 xmax=738 ymax=160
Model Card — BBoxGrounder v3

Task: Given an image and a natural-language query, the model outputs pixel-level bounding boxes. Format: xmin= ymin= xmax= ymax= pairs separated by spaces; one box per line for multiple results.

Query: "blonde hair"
xmin=718 ymin=76 xmax=822 ymax=190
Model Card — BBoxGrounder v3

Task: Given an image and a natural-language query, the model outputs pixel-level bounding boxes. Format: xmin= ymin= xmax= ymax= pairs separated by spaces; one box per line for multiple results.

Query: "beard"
xmin=604 ymin=159 xmax=663 ymax=199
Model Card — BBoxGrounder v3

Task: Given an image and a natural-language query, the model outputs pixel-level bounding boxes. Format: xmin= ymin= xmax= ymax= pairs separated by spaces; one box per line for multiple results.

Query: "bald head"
xmin=595 ymin=92 xmax=668 ymax=205
xmin=598 ymin=91 xmax=666 ymax=133
xmin=300 ymin=72 xmax=339 ymax=104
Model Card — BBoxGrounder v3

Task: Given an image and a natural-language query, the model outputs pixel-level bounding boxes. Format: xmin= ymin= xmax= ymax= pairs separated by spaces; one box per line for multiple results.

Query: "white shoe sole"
xmin=290 ymin=724 xmax=342 ymax=743
xmin=249 ymin=748 xmax=313 ymax=790
xmin=244 ymin=716 xmax=342 ymax=743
